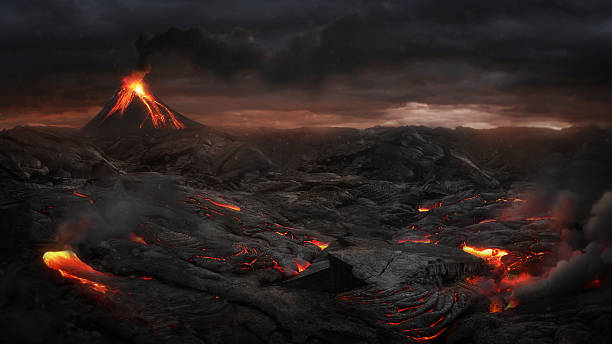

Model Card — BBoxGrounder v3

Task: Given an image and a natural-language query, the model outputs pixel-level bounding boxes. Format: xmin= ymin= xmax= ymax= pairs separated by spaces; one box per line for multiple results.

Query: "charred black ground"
xmin=1 ymin=124 xmax=611 ymax=344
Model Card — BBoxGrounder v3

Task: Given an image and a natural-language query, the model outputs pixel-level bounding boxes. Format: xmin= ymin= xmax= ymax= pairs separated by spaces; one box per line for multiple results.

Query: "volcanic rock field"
xmin=1 ymin=124 xmax=612 ymax=344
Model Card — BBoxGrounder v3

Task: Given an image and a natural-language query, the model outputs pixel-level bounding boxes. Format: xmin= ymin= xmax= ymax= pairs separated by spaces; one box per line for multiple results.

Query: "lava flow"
xmin=407 ymin=327 xmax=447 ymax=342
xmin=104 ymin=72 xmax=185 ymax=129
xmin=397 ymin=238 xmax=433 ymax=244
xmin=418 ymin=201 xmax=442 ymax=212
xmin=129 ymin=233 xmax=148 ymax=245
xmin=42 ymin=250 xmax=114 ymax=293
xmin=462 ymin=244 xmax=509 ymax=268
xmin=196 ymin=194 xmax=241 ymax=211
xmin=73 ymin=189 xmax=94 ymax=204
xmin=303 ymin=239 xmax=330 ymax=250
xmin=293 ymin=259 xmax=311 ymax=273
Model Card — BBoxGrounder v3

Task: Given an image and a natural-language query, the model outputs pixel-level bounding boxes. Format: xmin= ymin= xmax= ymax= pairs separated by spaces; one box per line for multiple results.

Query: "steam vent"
xmin=84 ymin=72 xmax=202 ymax=132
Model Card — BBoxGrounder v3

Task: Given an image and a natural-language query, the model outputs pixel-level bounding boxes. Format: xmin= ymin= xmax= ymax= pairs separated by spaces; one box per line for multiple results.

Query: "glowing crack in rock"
xmin=292 ymin=259 xmax=311 ymax=273
xmin=397 ymin=238 xmax=432 ymax=244
xmin=196 ymin=194 xmax=241 ymax=211
xmin=417 ymin=201 xmax=442 ymax=212
xmin=303 ymin=239 xmax=330 ymax=250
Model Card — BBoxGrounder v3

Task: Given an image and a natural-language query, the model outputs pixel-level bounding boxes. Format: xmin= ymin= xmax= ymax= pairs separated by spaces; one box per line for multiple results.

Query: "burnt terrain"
xmin=1 ymin=124 xmax=612 ymax=344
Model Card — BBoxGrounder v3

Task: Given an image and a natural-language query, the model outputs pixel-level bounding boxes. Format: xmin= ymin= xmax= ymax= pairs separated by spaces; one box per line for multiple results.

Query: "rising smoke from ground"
xmin=515 ymin=192 xmax=612 ymax=300
xmin=55 ymin=174 xmax=196 ymax=247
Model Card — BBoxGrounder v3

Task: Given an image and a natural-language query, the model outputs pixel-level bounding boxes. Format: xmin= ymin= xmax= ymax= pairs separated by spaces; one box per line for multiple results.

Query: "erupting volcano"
xmin=84 ymin=72 xmax=202 ymax=132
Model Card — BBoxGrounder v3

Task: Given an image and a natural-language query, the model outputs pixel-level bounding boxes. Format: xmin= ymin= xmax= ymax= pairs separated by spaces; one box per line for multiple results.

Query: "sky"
xmin=2 ymin=0 xmax=612 ymax=130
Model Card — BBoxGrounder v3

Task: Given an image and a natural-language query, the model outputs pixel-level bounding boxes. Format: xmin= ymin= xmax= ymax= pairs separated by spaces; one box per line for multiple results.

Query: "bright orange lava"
xmin=129 ymin=233 xmax=147 ymax=245
xmin=303 ymin=239 xmax=330 ymax=250
xmin=197 ymin=195 xmax=241 ymax=211
xmin=462 ymin=245 xmax=509 ymax=268
xmin=489 ymin=298 xmax=504 ymax=313
xmin=105 ymin=72 xmax=185 ymax=129
xmin=42 ymin=250 xmax=113 ymax=293
xmin=407 ymin=327 xmax=447 ymax=342
xmin=293 ymin=260 xmax=311 ymax=273
xmin=460 ymin=194 xmax=480 ymax=202
xmin=418 ymin=201 xmax=442 ymax=212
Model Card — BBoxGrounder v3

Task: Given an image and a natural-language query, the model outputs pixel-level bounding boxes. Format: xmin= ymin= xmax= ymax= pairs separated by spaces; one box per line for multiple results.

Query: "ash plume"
xmin=135 ymin=27 xmax=263 ymax=79
xmin=515 ymin=192 xmax=612 ymax=300
xmin=133 ymin=13 xmax=423 ymax=84
xmin=134 ymin=4 xmax=612 ymax=87
xmin=134 ymin=15 xmax=421 ymax=84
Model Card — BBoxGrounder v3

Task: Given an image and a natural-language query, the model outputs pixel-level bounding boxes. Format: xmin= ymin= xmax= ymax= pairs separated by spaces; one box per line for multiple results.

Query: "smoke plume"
xmin=56 ymin=174 xmax=195 ymax=247
xmin=515 ymin=192 xmax=612 ymax=300
xmin=133 ymin=15 xmax=420 ymax=84
xmin=135 ymin=27 xmax=263 ymax=79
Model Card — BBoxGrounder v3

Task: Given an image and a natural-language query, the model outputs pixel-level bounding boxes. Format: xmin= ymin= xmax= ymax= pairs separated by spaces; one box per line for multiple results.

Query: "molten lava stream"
xmin=43 ymin=250 xmax=115 ymax=294
xmin=292 ymin=259 xmax=311 ymax=273
xmin=303 ymin=239 xmax=330 ymax=250
xmin=489 ymin=297 xmax=504 ymax=313
xmin=196 ymin=194 xmax=241 ymax=211
xmin=407 ymin=327 xmax=448 ymax=342
xmin=417 ymin=201 xmax=442 ymax=213
xmin=461 ymin=244 xmax=509 ymax=268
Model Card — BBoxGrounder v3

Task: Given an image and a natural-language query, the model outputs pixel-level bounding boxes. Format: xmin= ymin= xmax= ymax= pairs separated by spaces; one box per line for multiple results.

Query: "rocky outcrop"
xmin=0 ymin=126 xmax=119 ymax=180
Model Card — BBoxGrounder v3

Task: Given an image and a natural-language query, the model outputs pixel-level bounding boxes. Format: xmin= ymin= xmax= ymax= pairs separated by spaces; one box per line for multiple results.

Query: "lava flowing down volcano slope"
xmin=84 ymin=72 xmax=202 ymax=132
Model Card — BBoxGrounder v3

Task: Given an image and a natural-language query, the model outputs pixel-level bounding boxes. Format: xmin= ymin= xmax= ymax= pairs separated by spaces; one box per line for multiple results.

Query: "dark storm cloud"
xmin=137 ymin=1 xmax=612 ymax=84
xmin=2 ymin=0 xmax=612 ymax=128
xmin=135 ymin=27 xmax=264 ymax=77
